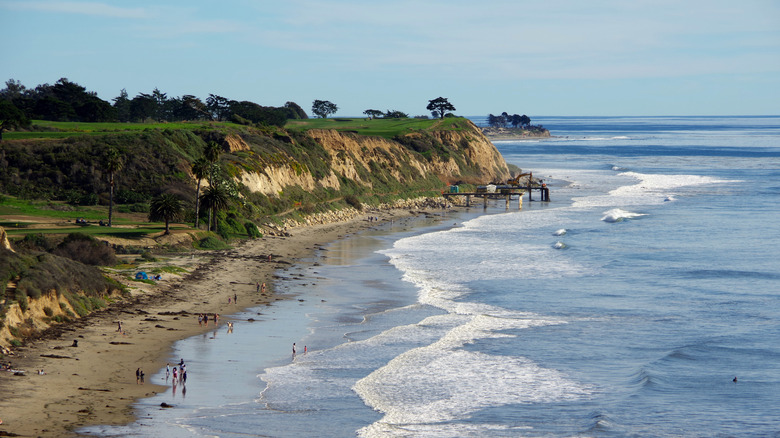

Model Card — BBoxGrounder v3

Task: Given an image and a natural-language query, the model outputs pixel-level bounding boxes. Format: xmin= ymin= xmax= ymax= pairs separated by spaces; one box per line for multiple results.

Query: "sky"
xmin=1 ymin=0 xmax=778 ymax=117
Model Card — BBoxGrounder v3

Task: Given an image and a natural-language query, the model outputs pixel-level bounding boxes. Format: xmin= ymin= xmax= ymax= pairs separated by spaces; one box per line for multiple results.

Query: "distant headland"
xmin=479 ymin=112 xmax=551 ymax=140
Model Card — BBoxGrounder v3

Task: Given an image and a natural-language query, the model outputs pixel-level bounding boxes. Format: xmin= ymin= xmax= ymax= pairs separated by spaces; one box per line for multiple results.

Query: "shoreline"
xmin=0 ymin=207 xmax=441 ymax=437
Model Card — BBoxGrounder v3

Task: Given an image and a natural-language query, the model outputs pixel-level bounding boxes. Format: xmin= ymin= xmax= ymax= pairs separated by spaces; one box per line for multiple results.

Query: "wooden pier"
xmin=443 ymin=185 xmax=550 ymax=209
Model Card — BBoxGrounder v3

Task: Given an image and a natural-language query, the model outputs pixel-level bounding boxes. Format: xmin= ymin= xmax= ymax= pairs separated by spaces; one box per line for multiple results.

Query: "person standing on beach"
xmin=165 ymin=363 xmax=170 ymax=381
xmin=234 ymin=293 xmax=237 ymax=304
xmin=292 ymin=343 xmax=296 ymax=356
xmin=204 ymin=313 xmax=208 ymax=326
xmin=117 ymin=321 xmax=122 ymax=332
xmin=136 ymin=367 xmax=140 ymax=384
xmin=261 ymin=282 xmax=266 ymax=294
xmin=256 ymin=282 xmax=260 ymax=293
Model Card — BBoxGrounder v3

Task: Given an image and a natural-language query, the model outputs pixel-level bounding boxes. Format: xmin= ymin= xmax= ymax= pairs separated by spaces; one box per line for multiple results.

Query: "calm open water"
xmin=82 ymin=116 xmax=780 ymax=437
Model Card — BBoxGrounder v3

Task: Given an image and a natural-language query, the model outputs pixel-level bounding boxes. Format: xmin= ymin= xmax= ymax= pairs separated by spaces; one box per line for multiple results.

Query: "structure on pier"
xmin=442 ymin=183 xmax=549 ymax=209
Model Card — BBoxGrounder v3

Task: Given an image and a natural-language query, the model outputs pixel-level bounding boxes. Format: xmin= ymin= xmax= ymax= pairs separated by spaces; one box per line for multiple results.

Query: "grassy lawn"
xmin=285 ymin=117 xmax=471 ymax=139
xmin=0 ymin=195 xmax=185 ymax=239
xmin=0 ymin=196 xmax=109 ymax=220
xmin=3 ymin=120 xmax=243 ymax=140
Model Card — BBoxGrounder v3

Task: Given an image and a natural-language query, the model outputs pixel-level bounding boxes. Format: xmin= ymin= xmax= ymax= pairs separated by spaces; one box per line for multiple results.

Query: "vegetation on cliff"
xmin=0 ymin=79 xmax=513 ymax=347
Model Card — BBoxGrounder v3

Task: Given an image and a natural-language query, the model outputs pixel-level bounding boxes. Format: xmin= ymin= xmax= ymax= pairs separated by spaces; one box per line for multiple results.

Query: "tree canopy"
xmin=0 ymin=99 xmax=30 ymax=140
xmin=0 ymin=78 xmax=308 ymax=126
xmin=312 ymin=100 xmax=338 ymax=118
xmin=427 ymin=97 xmax=456 ymax=119
xmin=148 ymin=193 xmax=184 ymax=235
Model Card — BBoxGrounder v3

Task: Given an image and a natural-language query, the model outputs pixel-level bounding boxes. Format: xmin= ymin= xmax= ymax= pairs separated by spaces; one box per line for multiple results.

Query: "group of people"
xmin=165 ymin=359 xmax=187 ymax=385
xmin=197 ymin=313 xmax=219 ymax=327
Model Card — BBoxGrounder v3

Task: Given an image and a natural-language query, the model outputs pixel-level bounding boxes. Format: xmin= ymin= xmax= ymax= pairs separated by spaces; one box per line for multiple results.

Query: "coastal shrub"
xmin=17 ymin=277 xmax=42 ymax=299
xmin=53 ymin=233 xmax=118 ymax=266
xmin=197 ymin=235 xmax=229 ymax=250
xmin=8 ymin=326 xmax=20 ymax=338
xmin=15 ymin=291 xmax=28 ymax=312
xmin=140 ymin=251 xmax=157 ymax=262
xmin=244 ymin=221 xmax=262 ymax=239
xmin=43 ymin=306 xmax=54 ymax=317
xmin=344 ymin=195 xmax=362 ymax=211
xmin=10 ymin=339 xmax=22 ymax=347
xmin=16 ymin=233 xmax=54 ymax=252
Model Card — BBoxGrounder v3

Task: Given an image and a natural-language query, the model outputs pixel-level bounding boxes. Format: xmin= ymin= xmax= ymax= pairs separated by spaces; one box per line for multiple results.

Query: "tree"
xmin=191 ymin=157 xmax=209 ymax=229
xmin=284 ymin=101 xmax=308 ymax=119
xmin=200 ymin=184 xmax=231 ymax=233
xmin=148 ymin=193 xmax=184 ymax=235
xmin=204 ymin=141 xmax=222 ymax=185
xmin=206 ymin=94 xmax=232 ymax=121
xmin=384 ymin=110 xmax=408 ymax=119
xmin=363 ymin=109 xmax=383 ymax=119
xmin=0 ymin=100 xmax=30 ymax=140
xmin=311 ymin=100 xmax=338 ymax=118
xmin=104 ymin=147 xmax=124 ymax=227
xmin=427 ymin=97 xmax=455 ymax=119
xmin=112 ymin=89 xmax=131 ymax=122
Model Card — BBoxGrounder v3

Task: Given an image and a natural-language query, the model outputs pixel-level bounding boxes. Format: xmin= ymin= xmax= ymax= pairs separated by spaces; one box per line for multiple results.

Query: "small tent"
xmin=135 ymin=271 xmax=148 ymax=280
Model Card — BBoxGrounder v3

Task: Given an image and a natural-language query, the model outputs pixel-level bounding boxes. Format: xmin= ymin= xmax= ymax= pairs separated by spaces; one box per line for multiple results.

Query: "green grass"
xmin=3 ymin=120 xmax=244 ymax=140
xmin=0 ymin=196 xmax=108 ymax=219
xmin=285 ymin=117 xmax=471 ymax=139
xmin=0 ymin=195 xmax=190 ymax=239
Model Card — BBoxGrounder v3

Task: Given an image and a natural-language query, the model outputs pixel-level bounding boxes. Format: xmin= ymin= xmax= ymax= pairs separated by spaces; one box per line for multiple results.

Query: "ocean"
xmin=82 ymin=116 xmax=780 ymax=437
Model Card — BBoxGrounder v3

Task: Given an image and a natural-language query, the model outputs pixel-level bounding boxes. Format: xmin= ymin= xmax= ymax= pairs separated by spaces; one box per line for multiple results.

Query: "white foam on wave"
xmin=601 ymin=208 xmax=646 ymax=223
xmin=553 ymin=241 xmax=567 ymax=249
xmin=349 ymin=221 xmax=593 ymax=436
xmin=553 ymin=228 xmax=567 ymax=236
xmin=573 ymin=171 xmax=741 ymax=209
xmin=354 ymin=313 xmax=588 ymax=436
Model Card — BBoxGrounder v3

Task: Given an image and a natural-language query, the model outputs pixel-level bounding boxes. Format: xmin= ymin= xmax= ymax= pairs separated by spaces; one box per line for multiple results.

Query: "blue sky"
xmin=1 ymin=0 xmax=778 ymax=116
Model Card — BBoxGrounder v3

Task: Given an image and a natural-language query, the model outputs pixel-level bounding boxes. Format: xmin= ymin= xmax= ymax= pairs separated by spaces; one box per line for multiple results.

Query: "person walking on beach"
xmin=292 ymin=343 xmax=296 ymax=356
xmin=256 ymin=282 xmax=260 ymax=293
xmin=140 ymin=369 xmax=145 ymax=384
xmin=117 ymin=320 xmax=122 ymax=332
xmin=203 ymin=313 xmax=208 ymax=326
xmin=234 ymin=293 xmax=237 ymax=304
xmin=136 ymin=367 xmax=140 ymax=384
xmin=261 ymin=282 xmax=266 ymax=294
xmin=172 ymin=367 xmax=177 ymax=384
xmin=165 ymin=364 xmax=170 ymax=381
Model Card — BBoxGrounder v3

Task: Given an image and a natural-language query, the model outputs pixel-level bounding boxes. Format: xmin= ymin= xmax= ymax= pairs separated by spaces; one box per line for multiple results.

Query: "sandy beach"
xmin=0 ymin=208 xmax=426 ymax=437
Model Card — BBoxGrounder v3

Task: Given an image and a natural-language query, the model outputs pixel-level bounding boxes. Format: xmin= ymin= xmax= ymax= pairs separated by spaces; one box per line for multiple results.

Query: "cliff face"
xmin=236 ymin=119 xmax=510 ymax=196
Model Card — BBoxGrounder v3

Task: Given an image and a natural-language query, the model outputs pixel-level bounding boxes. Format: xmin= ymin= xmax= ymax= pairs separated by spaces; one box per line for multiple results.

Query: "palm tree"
xmin=191 ymin=157 xmax=209 ymax=229
xmin=148 ymin=193 xmax=184 ymax=235
xmin=200 ymin=184 xmax=230 ymax=233
xmin=204 ymin=141 xmax=222 ymax=185
xmin=105 ymin=147 xmax=124 ymax=227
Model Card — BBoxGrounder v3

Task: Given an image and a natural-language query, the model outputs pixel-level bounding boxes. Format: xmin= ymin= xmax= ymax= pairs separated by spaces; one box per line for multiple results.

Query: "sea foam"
xmin=601 ymin=208 xmax=646 ymax=223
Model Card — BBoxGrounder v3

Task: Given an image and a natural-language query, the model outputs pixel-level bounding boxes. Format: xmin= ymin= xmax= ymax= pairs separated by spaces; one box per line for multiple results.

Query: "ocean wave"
xmin=553 ymin=241 xmax=567 ymax=249
xmin=572 ymin=170 xmax=743 ymax=209
xmin=601 ymin=208 xmax=647 ymax=223
xmin=354 ymin=326 xmax=589 ymax=436
xmin=553 ymin=228 xmax=567 ymax=236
